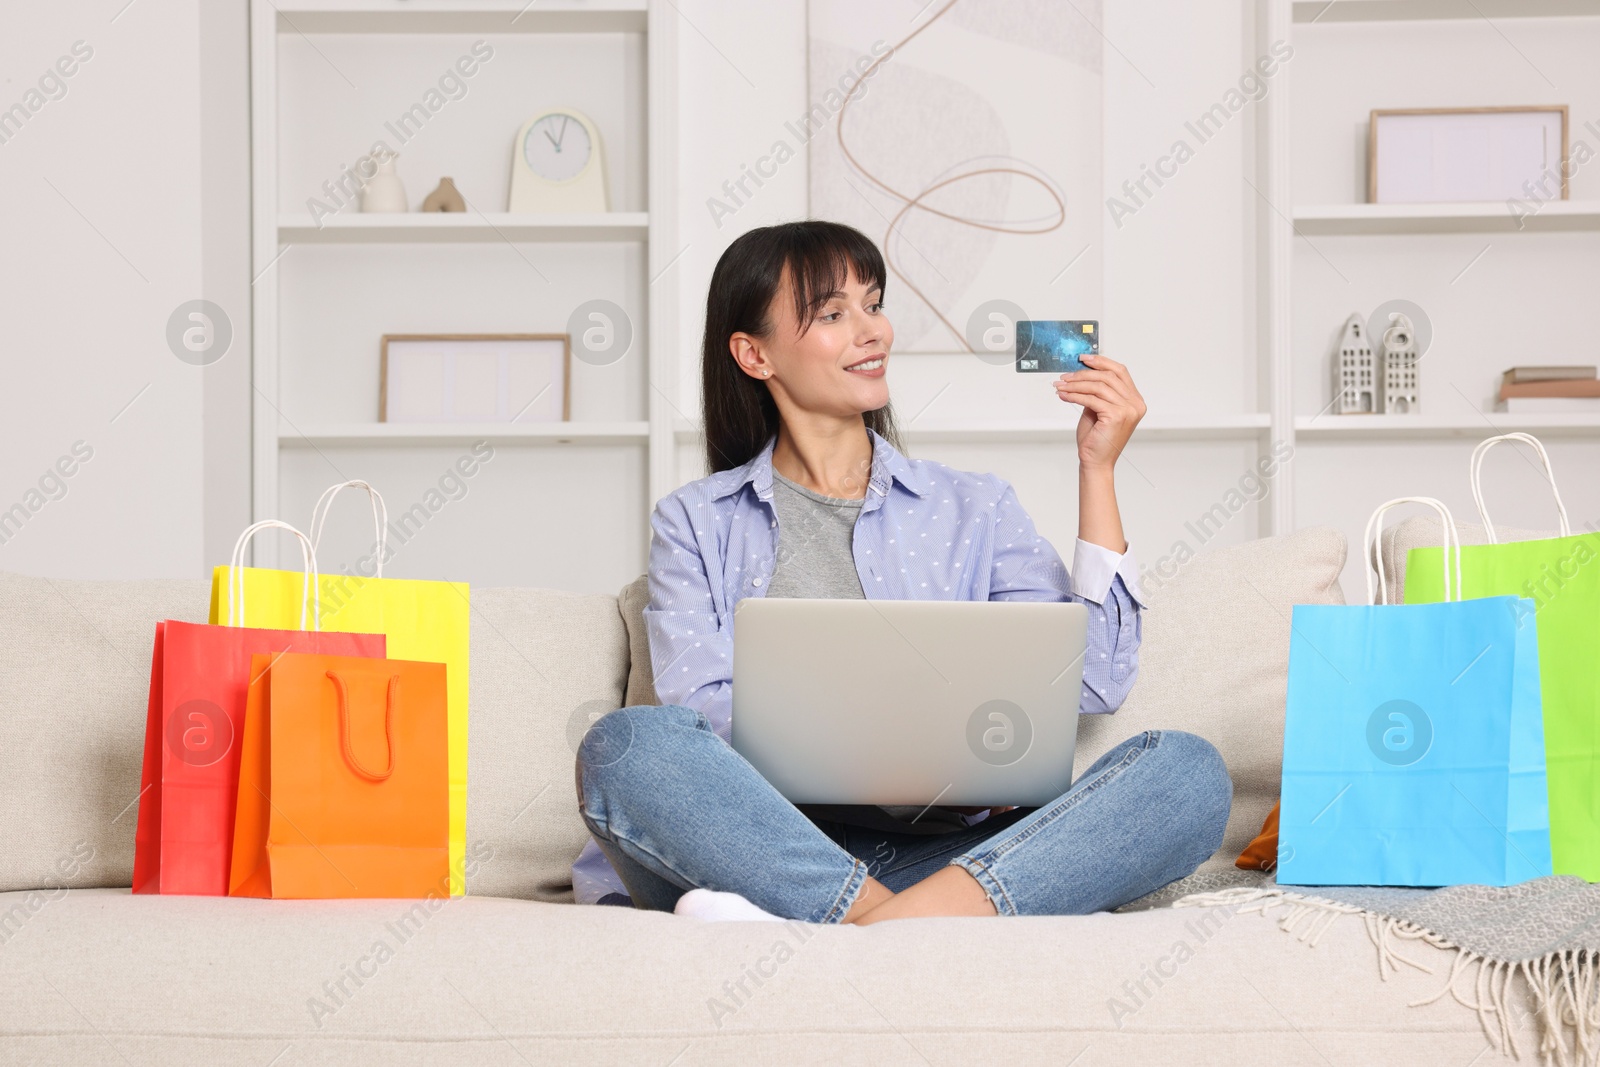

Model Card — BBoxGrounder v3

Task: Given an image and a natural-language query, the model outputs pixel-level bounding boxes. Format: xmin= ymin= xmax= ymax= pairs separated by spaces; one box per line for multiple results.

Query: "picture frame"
xmin=1368 ymin=105 xmax=1569 ymax=204
xmin=379 ymin=334 xmax=571 ymax=424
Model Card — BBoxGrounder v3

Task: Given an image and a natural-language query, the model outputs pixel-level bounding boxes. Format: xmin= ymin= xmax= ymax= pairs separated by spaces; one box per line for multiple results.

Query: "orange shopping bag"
xmin=229 ymin=650 xmax=449 ymax=899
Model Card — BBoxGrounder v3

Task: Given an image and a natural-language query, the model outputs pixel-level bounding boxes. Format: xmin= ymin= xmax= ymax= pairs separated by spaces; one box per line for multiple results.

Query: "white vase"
xmin=361 ymin=158 xmax=408 ymax=213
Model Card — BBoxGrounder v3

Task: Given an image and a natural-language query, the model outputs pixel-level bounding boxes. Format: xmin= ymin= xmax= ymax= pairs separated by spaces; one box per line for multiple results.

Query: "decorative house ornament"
xmin=508 ymin=108 xmax=609 ymax=213
xmin=1332 ymin=313 xmax=1376 ymax=414
xmin=360 ymin=156 xmax=408 ymax=213
xmin=422 ymin=177 xmax=466 ymax=212
xmin=1381 ymin=312 xmax=1420 ymax=413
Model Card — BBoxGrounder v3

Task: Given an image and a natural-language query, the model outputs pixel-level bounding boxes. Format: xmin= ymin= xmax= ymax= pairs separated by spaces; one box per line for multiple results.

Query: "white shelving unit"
xmin=277 ymin=212 xmax=652 ymax=244
xmin=1294 ymin=201 xmax=1600 ymax=234
xmin=674 ymin=415 xmax=1273 ymax=447
xmin=1291 ymin=0 xmax=1600 ymax=21
xmin=1295 ymin=413 xmax=1600 ymax=438
xmin=242 ymin=1 xmax=1599 ymax=594
xmin=249 ymin=0 xmax=678 ymax=587
xmin=282 ymin=421 xmax=652 ymax=447
xmin=1267 ymin=0 xmax=1600 ymax=547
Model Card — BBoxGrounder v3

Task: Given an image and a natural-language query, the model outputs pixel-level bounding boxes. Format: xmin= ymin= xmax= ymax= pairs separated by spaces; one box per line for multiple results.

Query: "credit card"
xmin=1016 ymin=320 xmax=1097 ymax=373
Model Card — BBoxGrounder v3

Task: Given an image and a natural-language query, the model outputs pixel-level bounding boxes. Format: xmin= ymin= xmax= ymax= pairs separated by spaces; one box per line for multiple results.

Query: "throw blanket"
xmin=1169 ymin=876 xmax=1600 ymax=1066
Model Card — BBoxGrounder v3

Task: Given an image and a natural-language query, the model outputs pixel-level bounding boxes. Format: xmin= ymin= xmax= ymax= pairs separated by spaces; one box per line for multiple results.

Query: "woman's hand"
xmin=1054 ymin=353 xmax=1146 ymax=473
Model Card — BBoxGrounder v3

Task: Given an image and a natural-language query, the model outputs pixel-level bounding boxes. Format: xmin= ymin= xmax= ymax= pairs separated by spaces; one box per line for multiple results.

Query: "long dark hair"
xmin=700 ymin=220 xmax=905 ymax=474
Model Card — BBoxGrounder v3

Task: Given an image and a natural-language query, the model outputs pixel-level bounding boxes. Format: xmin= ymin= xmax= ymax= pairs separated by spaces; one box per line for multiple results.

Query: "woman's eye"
xmin=820 ymin=311 xmax=841 ymax=322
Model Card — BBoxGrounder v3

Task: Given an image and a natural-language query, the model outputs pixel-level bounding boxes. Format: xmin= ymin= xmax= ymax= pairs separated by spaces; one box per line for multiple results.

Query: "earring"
xmin=762 ymin=369 xmax=770 ymax=376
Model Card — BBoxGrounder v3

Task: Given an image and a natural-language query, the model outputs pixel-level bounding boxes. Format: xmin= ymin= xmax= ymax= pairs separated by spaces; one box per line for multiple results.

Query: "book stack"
xmin=1496 ymin=366 xmax=1600 ymax=413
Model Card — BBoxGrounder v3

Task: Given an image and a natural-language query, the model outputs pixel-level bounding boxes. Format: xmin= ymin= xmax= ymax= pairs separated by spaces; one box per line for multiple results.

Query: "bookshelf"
xmin=249 ymin=0 xmax=677 ymax=592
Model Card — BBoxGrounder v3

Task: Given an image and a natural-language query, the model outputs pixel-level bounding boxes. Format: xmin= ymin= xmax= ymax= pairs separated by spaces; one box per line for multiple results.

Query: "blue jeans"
xmin=575 ymin=704 xmax=1232 ymax=922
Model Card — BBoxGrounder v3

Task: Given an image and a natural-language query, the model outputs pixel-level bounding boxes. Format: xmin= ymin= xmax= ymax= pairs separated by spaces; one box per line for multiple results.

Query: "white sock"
xmin=674 ymin=887 xmax=786 ymax=923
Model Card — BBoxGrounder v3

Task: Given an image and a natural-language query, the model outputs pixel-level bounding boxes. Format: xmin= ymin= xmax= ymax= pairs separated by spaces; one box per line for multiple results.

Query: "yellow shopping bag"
xmin=209 ymin=482 xmax=470 ymax=896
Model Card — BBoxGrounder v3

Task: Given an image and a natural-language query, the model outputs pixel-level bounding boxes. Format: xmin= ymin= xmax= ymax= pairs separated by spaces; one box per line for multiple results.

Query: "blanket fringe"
xmin=1174 ymin=887 xmax=1598 ymax=1067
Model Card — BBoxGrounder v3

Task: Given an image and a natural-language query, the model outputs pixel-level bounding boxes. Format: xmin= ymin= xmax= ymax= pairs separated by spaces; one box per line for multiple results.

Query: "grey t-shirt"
xmin=764 ymin=467 xmax=970 ymax=835
xmin=764 ymin=469 xmax=866 ymax=599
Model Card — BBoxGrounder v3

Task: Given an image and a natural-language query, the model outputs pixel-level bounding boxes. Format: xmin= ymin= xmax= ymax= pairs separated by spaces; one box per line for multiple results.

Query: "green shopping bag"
xmin=1405 ymin=433 xmax=1600 ymax=881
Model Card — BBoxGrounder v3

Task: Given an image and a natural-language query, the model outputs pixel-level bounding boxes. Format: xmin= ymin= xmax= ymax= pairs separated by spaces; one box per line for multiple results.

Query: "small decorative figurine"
xmin=360 ymin=156 xmax=408 ymax=213
xmin=1332 ymin=313 xmax=1376 ymax=414
xmin=422 ymin=177 xmax=466 ymax=212
xmin=1381 ymin=312 xmax=1419 ymax=413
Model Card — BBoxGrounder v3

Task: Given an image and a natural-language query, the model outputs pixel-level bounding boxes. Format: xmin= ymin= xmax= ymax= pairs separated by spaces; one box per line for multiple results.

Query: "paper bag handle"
xmin=1470 ymin=432 xmax=1571 ymax=544
xmin=326 ymin=670 xmax=398 ymax=782
xmin=310 ymin=481 xmax=389 ymax=578
xmin=227 ymin=521 xmax=321 ymax=630
xmin=1364 ymin=496 xmax=1461 ymax=606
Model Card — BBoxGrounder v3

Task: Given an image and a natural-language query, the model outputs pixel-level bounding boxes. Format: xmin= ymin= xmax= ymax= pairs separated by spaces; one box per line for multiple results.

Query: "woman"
xmin=572 ymin=220 xmax=1230 ymax=924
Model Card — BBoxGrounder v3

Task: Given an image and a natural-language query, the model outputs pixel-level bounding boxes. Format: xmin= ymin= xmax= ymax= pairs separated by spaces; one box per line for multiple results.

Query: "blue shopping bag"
xmin=1278 ymin=498 xmax=1552 ymax=888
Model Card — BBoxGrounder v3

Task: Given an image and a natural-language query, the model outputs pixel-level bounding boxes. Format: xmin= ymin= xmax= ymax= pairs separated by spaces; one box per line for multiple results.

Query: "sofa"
xmin=0 ymin=525 xmax=1543 ymax=1064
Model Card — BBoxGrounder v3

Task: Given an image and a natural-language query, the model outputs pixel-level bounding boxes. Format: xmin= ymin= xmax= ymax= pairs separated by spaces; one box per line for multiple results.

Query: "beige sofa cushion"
xmin=619 ymin=575 xmax=657 ymax=708
xmin=0 ymin=572 xmax=210 ymax=893
xmin=0 ymin=571 xmax=629 ymax=902
xmin=1377 ymin=515 xmax=1555 ymax=602
xmin=465 ymin=586 xmax=629 ymax=902
xmin=617 ymin=527 xmax=1349 ymax=872
xmin=1073 ymin=526 xmax=1347 ymax=872
xmin=0 ymin=887 xmax=1535 ymax=1063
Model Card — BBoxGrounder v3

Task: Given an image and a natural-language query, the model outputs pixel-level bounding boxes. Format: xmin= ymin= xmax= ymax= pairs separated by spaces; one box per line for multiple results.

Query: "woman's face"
xmin=733 ymin=268 xmax=893 ymax=419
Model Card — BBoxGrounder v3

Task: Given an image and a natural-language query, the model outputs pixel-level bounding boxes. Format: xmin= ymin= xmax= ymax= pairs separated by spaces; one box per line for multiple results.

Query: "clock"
xmin=508 ymin=108 xmax=609 ymax=213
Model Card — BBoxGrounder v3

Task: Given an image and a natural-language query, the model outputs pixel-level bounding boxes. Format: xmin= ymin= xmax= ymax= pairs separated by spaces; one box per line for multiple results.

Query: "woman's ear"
xmin=729 ymin=333 xmax=769 ymax=379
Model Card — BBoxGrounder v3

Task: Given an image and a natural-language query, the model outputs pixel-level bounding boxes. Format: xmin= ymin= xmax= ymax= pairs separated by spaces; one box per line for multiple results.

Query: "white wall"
xmin=668 ymin=0 xmax=1600 ymax=605
xmin=0 ymin=0 xmax=250 ymax=581
xmin=670 ymin=0 xmax=1278 ymax=586
xmin=5 ymin=1 xmax=1595 ymax=594
xmin=1289 ymin=15 xmax=1600 ymax=597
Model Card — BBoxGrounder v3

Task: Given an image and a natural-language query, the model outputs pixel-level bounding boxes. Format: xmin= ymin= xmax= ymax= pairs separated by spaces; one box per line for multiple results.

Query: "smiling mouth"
xmin=846 ymin=357 xmax=886 ymax=372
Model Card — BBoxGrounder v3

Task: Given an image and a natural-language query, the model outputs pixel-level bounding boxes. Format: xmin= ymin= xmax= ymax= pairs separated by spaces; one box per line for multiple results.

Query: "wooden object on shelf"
xmin=1499 ymin=378 xmax=1600 ymax=400
xmin=421 ymin=178 xmax=466 ymax=212
xmin=1503 ymin=366 xmax=1597 ymax=385
xmin=1368 ymin=105 xmax=1569 ymax=204
xmin=1497 ymin=397 xmax=1600 ymax=413
xmin=379 ymin=334 xmax=572 ymax=424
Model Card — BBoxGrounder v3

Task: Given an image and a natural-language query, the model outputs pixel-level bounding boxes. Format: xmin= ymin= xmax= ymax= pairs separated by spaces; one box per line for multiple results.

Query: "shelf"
xmin=279 ymin=422 xmax=650 ymax=447
xmin=1294 ymin=0 xmax=1600 ymax=21
xmin=1294 ymin=201 xmax=1600 ymax=235
xmin=672 ymin=415 xmax=1272 ymax=445
xmin=277 ymin=212 xmax=649 ymax=244
xmin=271 ymin=1 xmax=648 ymax=35
xmin=1295 ymin=413 xmax=1600 ymax=438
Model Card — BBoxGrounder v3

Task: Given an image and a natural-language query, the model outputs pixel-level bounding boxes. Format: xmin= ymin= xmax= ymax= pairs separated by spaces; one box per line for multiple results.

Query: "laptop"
xmin=730 ymin=598 xmax=1089 ymax=807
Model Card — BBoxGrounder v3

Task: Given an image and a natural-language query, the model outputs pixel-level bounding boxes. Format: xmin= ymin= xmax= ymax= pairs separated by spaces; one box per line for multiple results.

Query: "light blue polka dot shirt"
xmin=572 ymin=426 xmax=1149 ymax=905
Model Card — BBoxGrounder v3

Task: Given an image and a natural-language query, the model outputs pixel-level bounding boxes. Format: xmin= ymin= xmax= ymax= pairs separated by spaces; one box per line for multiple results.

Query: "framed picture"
xmin=379 ymin=334 xmax=571 ymax=423
xmin=1368 ymin=105 xmax=1568 ymax=204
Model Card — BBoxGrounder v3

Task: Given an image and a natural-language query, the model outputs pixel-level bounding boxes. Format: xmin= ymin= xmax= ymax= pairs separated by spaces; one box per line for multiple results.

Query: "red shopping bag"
xmin=132 ymin=522 xmax=385 ymax=895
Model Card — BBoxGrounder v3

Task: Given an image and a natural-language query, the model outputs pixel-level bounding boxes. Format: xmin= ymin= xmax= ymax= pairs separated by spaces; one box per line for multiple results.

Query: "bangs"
xmin=780 ymin=224 xmax=886 ymax=334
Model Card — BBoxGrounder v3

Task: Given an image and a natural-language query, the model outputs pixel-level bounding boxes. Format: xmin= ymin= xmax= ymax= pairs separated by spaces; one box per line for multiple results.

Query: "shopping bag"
xmin=229 ymin=650 xmax=449 ymax=899
xmin=133 ymin=522 xmax=385 ymax=895
xmin=1404 ymin=433 xmax=1600 ymax=881
xmin=207 ymin=481 xmax=469 ymax=895
xmin=1278 ymin=497 xmax=1552 ymax=887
